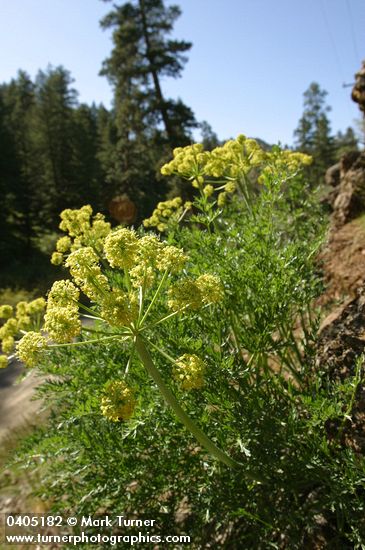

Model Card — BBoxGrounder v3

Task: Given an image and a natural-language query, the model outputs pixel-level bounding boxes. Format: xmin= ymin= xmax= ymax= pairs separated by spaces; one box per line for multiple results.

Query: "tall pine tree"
xmin=99 ymin=0 xmax=197 ymax=218
xmin=33 ymin=66 xmax=79 ymax=219
xmin=294 ymin=82 xmax=335 ymax=185
xmin=0 ymin=71 xmax=44 ymax=255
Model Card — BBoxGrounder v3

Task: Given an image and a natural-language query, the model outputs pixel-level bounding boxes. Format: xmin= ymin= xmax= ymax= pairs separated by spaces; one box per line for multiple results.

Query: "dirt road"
xmin=0 ymin=361 xmax=41 ymax=444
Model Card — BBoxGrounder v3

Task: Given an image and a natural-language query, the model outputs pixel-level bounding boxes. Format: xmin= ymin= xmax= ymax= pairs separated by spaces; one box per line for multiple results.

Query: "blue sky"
xmin=0 ymin=0 xmax=364 ymax=145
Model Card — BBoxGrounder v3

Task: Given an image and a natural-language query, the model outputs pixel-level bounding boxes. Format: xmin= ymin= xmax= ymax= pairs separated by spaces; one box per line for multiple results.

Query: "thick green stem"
xmin=135 ymin=335 xmax=257 ymax=473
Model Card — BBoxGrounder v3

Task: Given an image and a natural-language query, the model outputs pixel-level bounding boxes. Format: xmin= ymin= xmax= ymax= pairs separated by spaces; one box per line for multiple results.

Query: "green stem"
xmin=124 ymin=267 xmax=132 ymax=292
xmin=147 ymin=339 xmax=177 ymax=364
xmin=50 ymin=334 xmax=128 ymax=348
xmin=135 ymin=335 xmax=261 ymax=476
xmin=338 ymin=354 xmax=363 ymax=440
xmin=140 ymin=269 xmax=169 ymax=326
xmin=125 ymin=337 xmax=137 ymax=377
xmin=142 ymin=305 xmax=188 ymax=330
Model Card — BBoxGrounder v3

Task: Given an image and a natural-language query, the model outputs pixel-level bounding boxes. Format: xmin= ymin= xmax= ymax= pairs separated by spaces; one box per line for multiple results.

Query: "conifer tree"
xmin=0 ymin=71 xmax=43 ymax=254
xmin=33 ymin=66 xmax=79 ymax=218
xmin=99 ymin=0 xmax=197 ymax=217
xmin=71 ymin=103 xmax=105 ymax=211
xmin=294 ymin=82 xmax=335 ymax=185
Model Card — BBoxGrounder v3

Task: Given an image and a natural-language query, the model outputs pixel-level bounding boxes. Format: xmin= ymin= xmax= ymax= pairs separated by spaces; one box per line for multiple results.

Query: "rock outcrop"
xmin=327 ymin=151 xmax=365 ymax=227
xmin=316 ymin=288 xmax=365 ymax=379
xmin=352 ymin=60 xmax=365 ymax=116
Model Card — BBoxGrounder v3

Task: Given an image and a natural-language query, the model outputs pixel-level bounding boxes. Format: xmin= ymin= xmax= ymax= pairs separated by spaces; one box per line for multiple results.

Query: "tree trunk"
xmin=138 ymin=0 xmax=175 ymax=145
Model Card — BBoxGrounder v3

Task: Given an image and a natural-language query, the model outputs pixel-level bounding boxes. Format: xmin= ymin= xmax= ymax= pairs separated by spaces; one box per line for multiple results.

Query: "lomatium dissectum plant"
xmin=0 ymin=205 xmax=247 ymax=472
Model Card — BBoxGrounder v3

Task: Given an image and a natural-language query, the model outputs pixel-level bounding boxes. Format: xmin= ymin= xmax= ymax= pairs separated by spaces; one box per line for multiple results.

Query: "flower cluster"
xmin=0 ymin=298 xmax=46 ymax=363
xmin=173 ymin=354 xmax=206 ymax=390
xmin=4 ymin=205 xmax=224 ymax=440
xmin=65 ymin=247 xmax=110 ymax=301
xmin=44 ymin=280 xmax=81 ymax=343
xmin=104 ymin=228 xmax=139 ymax=269
xmin=100 ymin=380 xmax=136 ymax=421
xmin=160 ymin=135 xmax=265 ymax=185
xmin=159 ymin=136 xmax=313 ymax=214
xmin=0 ymin=305 xmax=13 ymax=319
xmin=49 ymin=224 xmax=195 ymax=342
xmin=51 ymin=206 xmax=111 ymax=265
xmin=100 ymin=289 xmax=138 ymax=328
xmin=206 ymin=136 xmax=266 ymax=179
xmin=143 ymin=197 xmax=192 ymax=232
xmin=103 ymin=229 xmax=188 ymax=291
xmin=258 ymin=149 xmax=312 ymax=184
xmin=168 ymin=274 xmax=224 ymax=312
xmin=16 ymin=332 xmax=48 ymax=368
xmin=160 ymin=143 xmax=210 ymax=180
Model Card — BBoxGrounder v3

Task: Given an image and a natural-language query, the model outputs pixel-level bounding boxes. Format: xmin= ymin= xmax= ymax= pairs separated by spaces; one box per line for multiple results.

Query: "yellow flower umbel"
xmin=44 ymin=280 xmax=81 ymax=343
xmin=0 ymin=297 xmax=47 ymax=362
xmin=51 ymin=206 xmax=111 ymax=264
xmin=160 ymin=135 xmax=266 ymax=191
xmin=51 ymin=252 xmax=64 ymax=266
xmin=104 ymin=228 xmax=139 ymax=269
xmin=66 ymin=247 xmax=110 ymax=301
xmin=2 ymin=336 xmax=15 ymax=355
xmin=16 ymin=332 xmax=48 ymax=368
xmin=0 ymin=305 xmax=13 ymax=319
xmin=0 ymin=355 xmax=8 ymax=369
xmin=196 ymin=274 xmax=224 ymax=305
xmin=167 ymin=279 xmax=203 ymax=312
xmin=258 ymin=149 xmax=312 ymax=184
xmin=156 ymin=245 xmax=187 ymax=274
xmin=27 ymin=298 xmax=46 ymax=315
xmin=160 ymin=143 xmax=209 ymax=180
xmin=100 ymin=289 xmax=138 ymax=328
xmin=100 ymin=380 xmax=136 ymax=422
xmin=173 ymin=354 xmax=206 ymax=390
xmin=168 ymin=274 xmax=224 ymax=312
xmin=0 ymin=318 xmax=18 ymax=340
xmin=143 ymin=197 xmax=191 ymax=232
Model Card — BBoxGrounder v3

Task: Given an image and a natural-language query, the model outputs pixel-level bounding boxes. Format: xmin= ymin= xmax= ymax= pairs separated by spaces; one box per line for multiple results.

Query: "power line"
xmin=319 ymin=0 xmax=345 ymax=83
xmin=319 ymin=0 xmax=354 ymax=125
xmin=345 ymin=0 xmax=360 ymax=63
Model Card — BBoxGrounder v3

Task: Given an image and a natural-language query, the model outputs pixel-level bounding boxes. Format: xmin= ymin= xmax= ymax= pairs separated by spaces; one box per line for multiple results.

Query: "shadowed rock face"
xmin=315 ymin=289 xmax=365 ymax=454
xmin=332 ymin=152 xmax=365 ymax=227
xmin=316 ymin=288 xmax=365 ymax=379
xmin=352 ymin=60 xmax=365 ymax=116
xmin=324 ymin=151 xmax=365 ymax=227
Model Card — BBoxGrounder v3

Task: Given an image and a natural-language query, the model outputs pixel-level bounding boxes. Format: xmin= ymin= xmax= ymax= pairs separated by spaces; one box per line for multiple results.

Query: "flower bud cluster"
xmin=160 ymin=144 xmax=209 ymax=179
xmin=258 ymin=149 xmax=312 ymax=184
xmin=160 ymin=135 xmax=265 ymax=185
xmin=44 ymin=280 xmax=81 ymax=343
xmin=0 ymin=298 xmax=46 ymax=363
xmin=100 ymin=380 xmax=136 ymax=422
xmin=100 ymin=289 xmax=138 ymax=328
xmin=173 ymin=354 xmax=206 ymax=390
xmin=103 ymin=229 xmax=188 ymax=292
xmin=51 ymin=206 xmax=111 ymax=265
xmin=16 ymin=331 xmax=48 ymax=368
xmin=168 ymin=274 xmax=224 ymax=312
xmin=143 ymin=197 xmax=192 ymax=233
xmin=0 ymin=305 xmax=13 ymax=319
xmin=160 ymin=136 xmax=313 ymax=213
xmin=65 ymin=247 xmax=110 ymax=301
xmin=104 ymin=228 xmax=139 ymax=269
